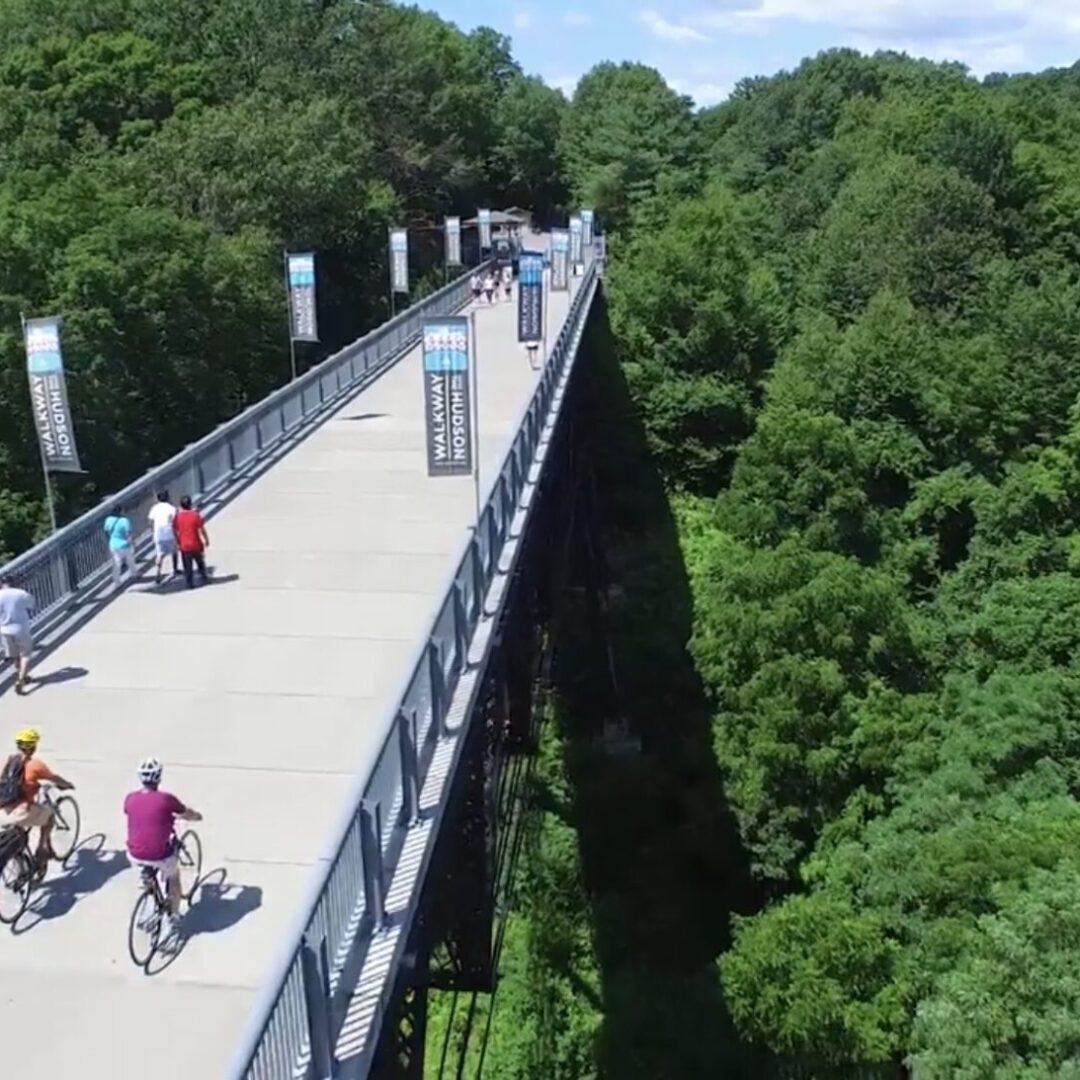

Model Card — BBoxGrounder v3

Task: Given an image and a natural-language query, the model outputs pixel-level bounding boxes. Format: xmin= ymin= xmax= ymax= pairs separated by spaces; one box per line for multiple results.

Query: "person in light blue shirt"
xmin=104 ymin=505 xmax=136 ymax=586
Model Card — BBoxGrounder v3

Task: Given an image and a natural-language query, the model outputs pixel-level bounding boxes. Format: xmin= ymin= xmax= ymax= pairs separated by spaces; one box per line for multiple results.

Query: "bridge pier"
xmin=370 ymin=336 xmax=589 ymax=1079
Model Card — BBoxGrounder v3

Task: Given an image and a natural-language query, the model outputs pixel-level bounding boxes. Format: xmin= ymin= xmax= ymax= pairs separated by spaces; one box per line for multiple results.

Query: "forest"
xmin=4 ymin=1 xmax=1080 ymax=1076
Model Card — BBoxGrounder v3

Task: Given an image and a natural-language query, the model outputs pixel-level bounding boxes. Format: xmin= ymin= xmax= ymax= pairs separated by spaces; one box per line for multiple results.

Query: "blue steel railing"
xmin=0 ymin=263 xmax=488 ymax=619
xmin=230 ymin=254 xmax=601 ymax=1079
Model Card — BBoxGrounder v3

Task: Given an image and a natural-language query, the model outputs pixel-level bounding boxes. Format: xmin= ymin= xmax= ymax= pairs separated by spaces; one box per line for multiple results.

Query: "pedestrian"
xmin=0 ymin=576 xmax=35 ymax=695
xmin=502 ymin=264 xmax=513 ymax=301
xmin=173 ymin=495 xmax=209 ymax=589
xmin=470 ymin=272 xmax=482 ymax=302
xmin=483 ymin=273 xmax=495 ymax=303
xmin=148 ymin=490 xmax=179 ymax=586
xmin=104 ymin=504 xmax=136 ymax=586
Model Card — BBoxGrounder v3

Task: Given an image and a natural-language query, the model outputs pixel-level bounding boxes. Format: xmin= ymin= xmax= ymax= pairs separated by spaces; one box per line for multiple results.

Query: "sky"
xmin=425 ymin=0 xmax=1080 ymax=107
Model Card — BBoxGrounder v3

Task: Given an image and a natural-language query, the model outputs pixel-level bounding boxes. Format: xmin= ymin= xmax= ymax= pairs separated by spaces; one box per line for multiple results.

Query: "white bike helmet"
xmin=138 ymin=757 xmax=163 ymax=785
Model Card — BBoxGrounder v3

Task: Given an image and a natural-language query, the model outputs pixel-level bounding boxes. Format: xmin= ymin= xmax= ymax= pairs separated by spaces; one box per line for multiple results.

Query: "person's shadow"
xmin=15 ymin=837 xmax=127 ymax=931
xmin=143 ymin=868 xmax=262 ymax=975
xmin=24 ymin=666 xmax=88 ymax=693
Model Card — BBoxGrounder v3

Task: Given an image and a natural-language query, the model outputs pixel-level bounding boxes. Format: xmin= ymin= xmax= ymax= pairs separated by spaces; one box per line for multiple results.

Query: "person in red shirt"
xmin=173 ymin=495 xmax=210 ymax=589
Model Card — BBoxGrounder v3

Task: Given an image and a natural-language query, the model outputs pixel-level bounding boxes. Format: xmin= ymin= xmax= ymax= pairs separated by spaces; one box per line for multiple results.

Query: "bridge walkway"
xmin=3 ymin=240 xmax=577 ymax=1078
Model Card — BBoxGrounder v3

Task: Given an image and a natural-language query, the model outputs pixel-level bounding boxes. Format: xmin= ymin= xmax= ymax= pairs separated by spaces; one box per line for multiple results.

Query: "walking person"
xmin=104 ymin=504 xmax=136 ymax=586
xmin=148 ymin=490 xmax=179 ymax=586
xmin=173 ymin=495 xmax=209 ymax=589
xmin=483 ymin=272 xmax=495 ymax=304
xmin=470 ymin=272 xmax=482 ymax=303
xmin=502 ymin=264 xmax=513 ymax=301
xmin=0 ymin=576 xmax=35 ymax=695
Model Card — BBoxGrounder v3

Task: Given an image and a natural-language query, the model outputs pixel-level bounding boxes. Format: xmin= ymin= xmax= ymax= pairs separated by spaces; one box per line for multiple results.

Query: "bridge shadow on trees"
xmin=545 ymin=293 xmax=769 ymax=1077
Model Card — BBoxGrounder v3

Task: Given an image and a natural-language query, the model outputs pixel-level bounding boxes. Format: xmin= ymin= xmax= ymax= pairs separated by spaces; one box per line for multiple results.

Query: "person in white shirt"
xmin=0 ymin=576 xmax=35 ymax=695
xmin=148 ymin=490 xmax=179 ymax=586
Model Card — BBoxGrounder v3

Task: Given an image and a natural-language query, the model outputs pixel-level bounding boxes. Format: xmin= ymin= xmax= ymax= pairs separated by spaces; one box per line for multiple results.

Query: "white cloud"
xmin=667 ymin=76 xmax=734 ymax=107
xmin=694 ymin=0 xmax=1080 ymax=41
xmin=563 ymin=9 xmax=592 ymax=26
xmin=513 ymin=9 xmax=532 ymax=30
xmin=548 ymin=72 xmax=582 ymax=97
xmin=639 ymin=9 xmax=709 ymax=42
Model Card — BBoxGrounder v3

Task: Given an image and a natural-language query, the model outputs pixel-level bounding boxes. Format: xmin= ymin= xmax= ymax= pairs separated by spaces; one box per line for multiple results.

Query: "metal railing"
xmin=0 ymin=263 xmax=488 ymax=619
xmin=231 ymin=254 xmax=602 ymax=1079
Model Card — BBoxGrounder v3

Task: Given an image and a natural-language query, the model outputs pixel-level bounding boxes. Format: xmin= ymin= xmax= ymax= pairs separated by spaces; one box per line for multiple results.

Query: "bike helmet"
xmin=15 ymin=727 xmax=40 ymax=748
xmin=138 ymin=757 xmax=163 ymax=785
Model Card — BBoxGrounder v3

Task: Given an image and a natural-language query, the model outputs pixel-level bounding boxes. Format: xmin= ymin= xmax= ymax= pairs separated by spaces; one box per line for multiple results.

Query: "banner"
xmin=550 ymin=229 xmax=570 ymax=292
xmin=569 ymin=215 xmax=584 ymax=265
xmin=581 ymin=208 xmax=595 ymax=247
xmin=286 ymin=252 xmax=318 ymax=342
xmin=390 ymin=228 xmax=409 ymax=294
xmin=422 ymin=317 xmax=473 ymax=477
xmin=24 ymin=317 xmax=81 ymax=474
xmin=517 ymin=252 xmax=544 ymax=344
xmin=445 ymin=216 xmax=462 ymax=266
xmin=478 ymin=208 xmax=492 ymax=250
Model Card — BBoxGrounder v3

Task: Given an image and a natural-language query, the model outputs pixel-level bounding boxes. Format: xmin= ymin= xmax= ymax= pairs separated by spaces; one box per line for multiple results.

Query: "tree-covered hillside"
xmin=0 ymin=0 xmax=567 ymax=560
xmin=602 ymin=49 xmax=1080 ymax=1073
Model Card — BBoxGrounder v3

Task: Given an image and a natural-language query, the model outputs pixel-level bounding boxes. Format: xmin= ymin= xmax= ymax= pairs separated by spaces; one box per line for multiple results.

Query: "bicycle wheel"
xmin=128 ymin=889 xmax=161 ymax=967
xmin=0 ymin=852 xmax=34 ymax=925
xmin=177 ymin=830 xmax=202 ymax=901
xmin=50 ymin=796 xmax=81 ymax=864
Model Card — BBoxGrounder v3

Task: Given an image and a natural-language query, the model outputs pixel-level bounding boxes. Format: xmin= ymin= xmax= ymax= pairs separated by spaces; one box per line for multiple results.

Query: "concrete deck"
xmin=1 ymin=244 xmax=578 ymax=1077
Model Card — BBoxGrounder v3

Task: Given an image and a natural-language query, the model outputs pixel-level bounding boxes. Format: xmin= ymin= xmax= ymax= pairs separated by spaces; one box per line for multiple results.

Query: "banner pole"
xmin=387 ymin=229 xmax=396 ymax=320
xmin=21 ymin=312 xmax=59 ymax=534
xmin=283 ymin=251 xmax=298 ymax=381
xmin=470 ymin=309 xmax=481 ymax=526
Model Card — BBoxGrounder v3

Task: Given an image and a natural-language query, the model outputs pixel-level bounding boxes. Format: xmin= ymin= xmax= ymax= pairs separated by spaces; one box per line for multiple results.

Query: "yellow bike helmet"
xmin=15 ymin=727 xmax=40 ymax=747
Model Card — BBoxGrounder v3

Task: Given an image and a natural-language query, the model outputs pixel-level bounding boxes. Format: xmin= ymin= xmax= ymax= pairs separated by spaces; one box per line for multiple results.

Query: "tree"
xmin=561 ymin=62 xmax=698 ymax=233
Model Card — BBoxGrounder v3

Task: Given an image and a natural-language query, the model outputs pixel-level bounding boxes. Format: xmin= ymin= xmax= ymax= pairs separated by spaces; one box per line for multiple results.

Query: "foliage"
xmin=606 ymin=45 xmax=1080 ymax=1074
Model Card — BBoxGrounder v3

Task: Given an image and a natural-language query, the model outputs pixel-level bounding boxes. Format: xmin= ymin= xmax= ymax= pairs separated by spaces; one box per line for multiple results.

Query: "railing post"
xmin=301 ymin=932 xmax=335 ymax=1080
xmin=453 ymin=581 xmax=469 ymax=672
xmin=470 ymin=537 xmax=485 ymax=619
xmin=398 ymin=710 xmax=419 ymax=824
xmin=428 ymin=640 xmax=447 ymax=737
xmin=360 ymin=799 xmax=387 ymax=929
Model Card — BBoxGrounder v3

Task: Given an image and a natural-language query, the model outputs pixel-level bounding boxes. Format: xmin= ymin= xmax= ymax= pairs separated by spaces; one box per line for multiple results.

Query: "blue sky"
xmin=426 ymin=0 xmax=1080 ymax=106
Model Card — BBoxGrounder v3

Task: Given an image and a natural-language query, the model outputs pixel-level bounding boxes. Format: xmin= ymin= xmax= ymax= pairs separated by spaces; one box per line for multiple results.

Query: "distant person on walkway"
xmin=173 ymin=496 xmax=209 ymax=589
xmin=483 ymin=272 xmax=496 ymax=303
xmin=148 ymin=490 xmax=179 ymax=586
xmin=104 ymin=505 xmax=136 ymax=586
xmin=470 ymin=272 xmax=482 ymax=302
xmin=502 ymin=264 xmax=513 ymax=301
xmin=0 ymin=576 xmax=35 ymax=695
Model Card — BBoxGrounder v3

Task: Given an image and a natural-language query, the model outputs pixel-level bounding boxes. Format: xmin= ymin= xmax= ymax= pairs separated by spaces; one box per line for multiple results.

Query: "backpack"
xmin=0 ymin=753 xmax=25 ymax=808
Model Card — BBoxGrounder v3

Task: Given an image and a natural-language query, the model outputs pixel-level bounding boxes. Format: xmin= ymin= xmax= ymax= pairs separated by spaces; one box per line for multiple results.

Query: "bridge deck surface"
xmin=3 ymin=247 xmax=574 ymax=1077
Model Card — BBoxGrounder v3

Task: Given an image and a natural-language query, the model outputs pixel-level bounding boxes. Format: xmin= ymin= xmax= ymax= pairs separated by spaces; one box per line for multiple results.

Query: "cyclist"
xmin=123 ymin=758 xmax=201 ymax=938
xmin=0 ymin=728 xmax=75 ymax=874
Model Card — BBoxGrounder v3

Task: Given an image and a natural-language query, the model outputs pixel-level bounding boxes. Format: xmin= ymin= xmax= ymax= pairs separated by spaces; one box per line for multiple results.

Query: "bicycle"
xmin=0 ymin=784 xmax=81 ymax=925
xmin=38 ymin=782 xmax=81 ymax=865
xmin=127 ymin=829 xmax=202 ymax=967
xmin=0 ymin=827 xmax=34 ymax=925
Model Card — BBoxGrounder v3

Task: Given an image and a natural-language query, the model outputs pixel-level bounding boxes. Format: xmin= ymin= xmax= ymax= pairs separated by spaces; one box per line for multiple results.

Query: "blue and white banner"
xmin=478 ymin=208 xmax=492 ymax=250
xmin=569 ymin=215 xmax=584 ymax=265
xmin=446 ymin=216 xmax=462 ymax=266
xmin=581 ymin=209 xmax=595 ymax=247
xmin=390 ymin=228 xmax=409 ymax=294
xmin=422 ymin=317 xmax=472 ymax=476
xmin=551 ymin=229 xmax=570 ymax=292
xmin=24 ymin=316 xmax=81 ymax=473
xmin=286 ymin=252 xmax=318 ymax=342
xmin=517 ymin=252 xmax=544 ymax=344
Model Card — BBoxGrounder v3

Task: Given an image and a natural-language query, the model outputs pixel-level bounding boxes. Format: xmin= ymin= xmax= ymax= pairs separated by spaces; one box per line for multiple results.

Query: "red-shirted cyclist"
xmin=123 ymin=757 xmax=202 ymax=939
